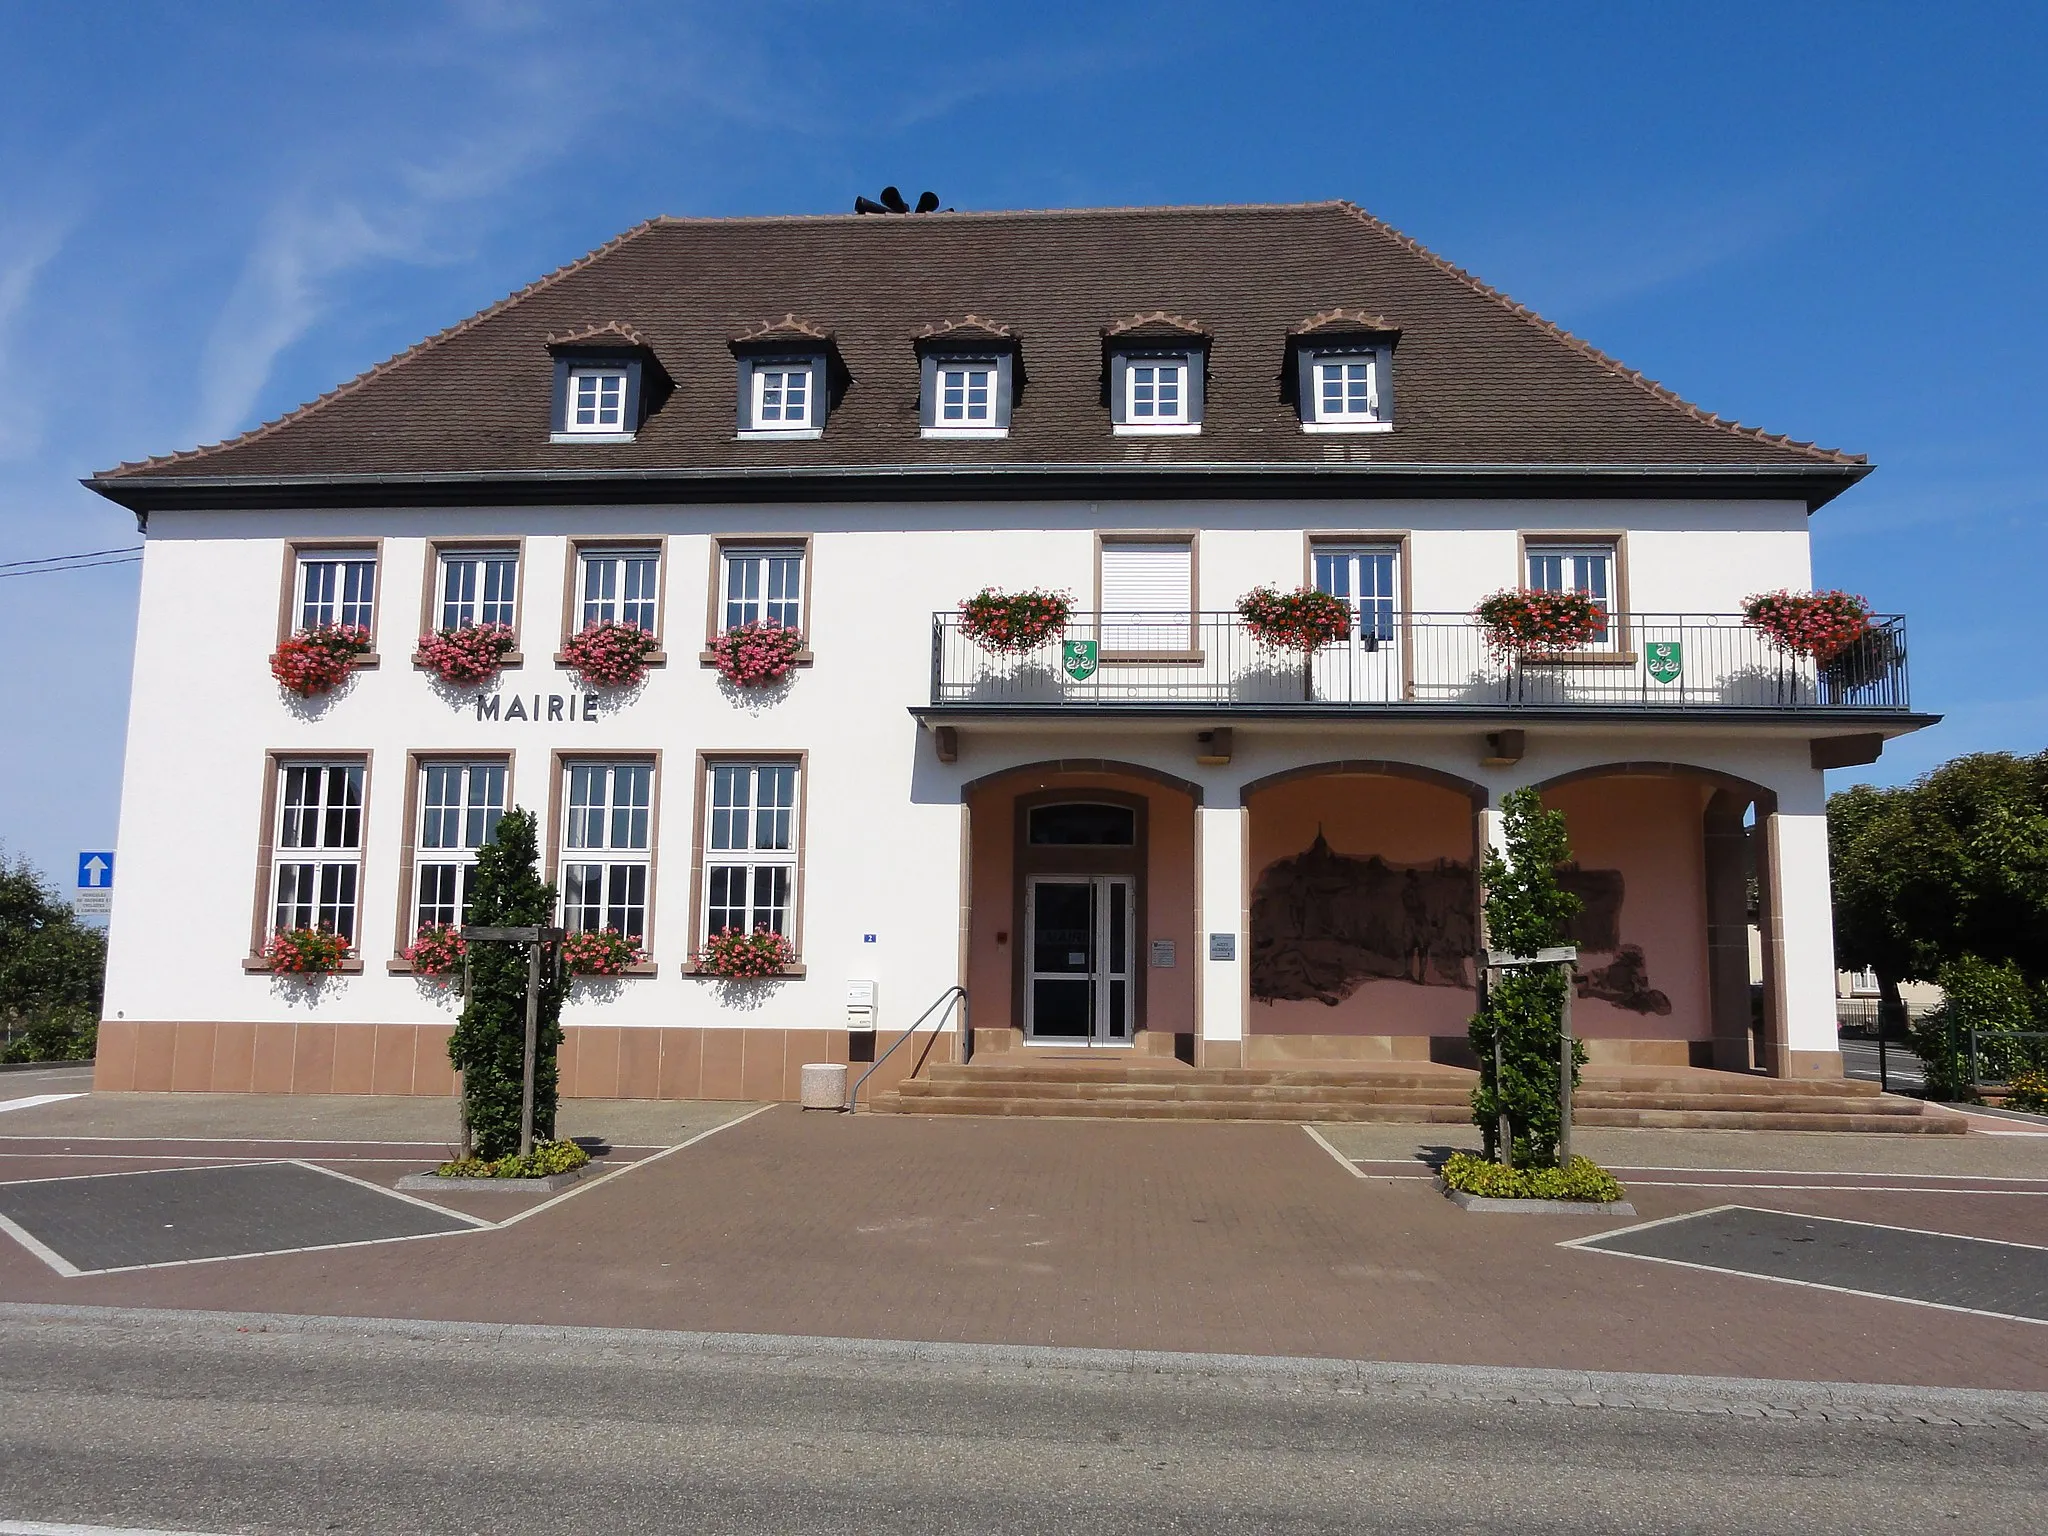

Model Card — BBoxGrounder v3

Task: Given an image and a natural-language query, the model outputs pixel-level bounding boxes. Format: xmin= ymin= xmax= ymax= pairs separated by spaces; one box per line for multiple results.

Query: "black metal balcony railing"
xmin=929 ymin=611 xmax=1911 ymax=711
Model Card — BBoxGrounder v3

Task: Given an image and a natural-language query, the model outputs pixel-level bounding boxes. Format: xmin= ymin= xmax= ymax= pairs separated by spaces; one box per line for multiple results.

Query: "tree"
xmin=445 ymin=810 xmax=565 ymax=1157
xmin=1830 ymin=751 xmax=2048 ymax=1034
xmin=0 ymin=850 xmax=106 ymax=1061
xmin=1468 ymin=788 xmax=1584 ymax=1168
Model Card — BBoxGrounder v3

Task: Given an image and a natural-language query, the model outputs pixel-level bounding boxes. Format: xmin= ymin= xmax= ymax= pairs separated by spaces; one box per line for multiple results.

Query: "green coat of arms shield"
xmin=1062 ymin=639 xmax=1100 ymax=681
xmin=1646 ymin=641 xmax=1683 ymax=685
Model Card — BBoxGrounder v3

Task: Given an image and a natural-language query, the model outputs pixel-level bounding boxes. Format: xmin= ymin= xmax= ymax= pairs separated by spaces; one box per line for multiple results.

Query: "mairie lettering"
xmin=475 ymin=692 xmax=602 ymax=723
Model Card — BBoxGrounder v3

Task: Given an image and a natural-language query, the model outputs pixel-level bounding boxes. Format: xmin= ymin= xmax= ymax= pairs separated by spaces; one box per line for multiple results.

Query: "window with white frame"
xmin=438 ymin=550 xmax=518 ymax=632
xmin=1312 ymin=355 xmax=1381 ymax=424
xmin=721 ymin=546 xmax=804 ymax=632
xmin=270 ymin=761 xmax=365 ymax=944
xmin=938 ymin=362 xmax=995 ymax=425
xmin=563 ymin=367 xmax=629 ymax=434
xmin=296 ymin=550 xmax=376 ymax=632
xmin=703 ymin=761 xmax=798 ymax=942
xmin=578 ymin=548 xmax=660 ymax=633
xmin=412 ymin=761 xmax=506 ymax=932
xmin=1125 ymin=358 xmax=1188 ymax=424
xmin=750 ymin=361 xmax=813 ymax=429
xmin=1526 ymin=543 xmax=1616 ymax=642
xmin=560 ymin=761 xmax=654 ymax=943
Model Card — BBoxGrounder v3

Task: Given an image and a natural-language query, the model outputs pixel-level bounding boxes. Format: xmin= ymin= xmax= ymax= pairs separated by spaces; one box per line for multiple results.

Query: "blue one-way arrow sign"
xmin=77 ymin=852 xmax=115 ymax=889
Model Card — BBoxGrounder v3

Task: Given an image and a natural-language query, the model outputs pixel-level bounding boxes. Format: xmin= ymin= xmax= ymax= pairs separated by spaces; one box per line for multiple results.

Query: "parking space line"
xmin=0 ymin=1210 xmax=82 ymax=1278
xmin=1301 ymin=1125 xmax=1371 ymax=1178
xmin=291 ymin=1159 xmax=494 ymax=1227
xmin=495 ymin=1102 xmax=776 ymax=1228
xmin=0 ymin=1094 xmax=87 ymax=1115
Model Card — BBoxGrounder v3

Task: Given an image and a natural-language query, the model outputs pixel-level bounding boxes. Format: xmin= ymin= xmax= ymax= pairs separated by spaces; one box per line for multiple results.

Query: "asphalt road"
xmin=0 ymin=1309 xmax=2042 ymax=1535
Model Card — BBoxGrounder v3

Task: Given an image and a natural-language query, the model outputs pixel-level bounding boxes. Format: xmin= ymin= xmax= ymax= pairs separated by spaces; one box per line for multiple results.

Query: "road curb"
xmin=3 ymin=1300 xmax=2045 ymax=1429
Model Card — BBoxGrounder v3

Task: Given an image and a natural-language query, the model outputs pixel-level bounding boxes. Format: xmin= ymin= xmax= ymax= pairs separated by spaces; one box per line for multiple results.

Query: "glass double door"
xmin=1025 ymin=876 xmax=1134 ymax=1044
xmin=1311 ymin=546 xmax=1403 ymax=703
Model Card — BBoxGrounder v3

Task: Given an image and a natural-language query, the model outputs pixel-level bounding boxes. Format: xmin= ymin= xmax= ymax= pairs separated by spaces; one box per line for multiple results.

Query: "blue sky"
xmin=1 ymin=1 xmax=2043 ymax=886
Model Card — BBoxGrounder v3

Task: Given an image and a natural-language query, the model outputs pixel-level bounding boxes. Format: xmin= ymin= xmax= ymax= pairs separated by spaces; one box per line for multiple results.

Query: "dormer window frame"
xmin=549 ymin=348 xmax=648 ymax=444
xmin=736 ymin=353 xmax=828 ymax=441
xmin=1110 ymin=346 xmax=1205 ymax=436
xmin=1297 ymin=341 xmax=1395 ymax=434
xmin=919 ymin=347 xmax=1015 ymax=439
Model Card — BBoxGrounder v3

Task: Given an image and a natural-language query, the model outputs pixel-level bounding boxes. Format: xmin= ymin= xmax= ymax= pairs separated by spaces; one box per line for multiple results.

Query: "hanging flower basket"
xmin=403 ymin=923 xmax=466 ymax=978
xmin=1741 ymin=590 xmax=1874 ymax=663
xmin=560 ymin=620 xmax=661 ymax=689
xmin=1474 ymin=589 xmax=1604 ymax=657
xmin=698 ymin=925 xmax=795 ymax=979
xmin=270 ymin=624 xmax=371 ymax=697
xmin=957 ymin=588 xmax=1072 ymax=654
xmin=260 ymin=926 xmax=352 ymax=975
xmin=560 ymin=927 xmax=647 ymax=977
xmin=709 ymin=620 xmax=805 ymax=686
xmin=1237 ymin=586 xmax=1351 ymax=654
xmin=414 ymin=623 xmax=516 ymax=686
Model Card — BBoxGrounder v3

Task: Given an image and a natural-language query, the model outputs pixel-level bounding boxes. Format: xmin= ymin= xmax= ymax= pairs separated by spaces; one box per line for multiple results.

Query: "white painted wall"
xmin=102 ymin=495 xmax=1827 ymax=1041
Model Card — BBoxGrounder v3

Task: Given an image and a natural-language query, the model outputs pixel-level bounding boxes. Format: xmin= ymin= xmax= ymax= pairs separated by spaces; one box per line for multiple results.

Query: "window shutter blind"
xmin=1100 ymin=541 xmax=1193 ymax=651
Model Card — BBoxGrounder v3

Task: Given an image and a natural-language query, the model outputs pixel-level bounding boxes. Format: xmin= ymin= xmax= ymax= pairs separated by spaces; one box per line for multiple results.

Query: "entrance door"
xmin=1025 ymin=876 xmax=1134 ymax=1044
xmin=1311 ymin=545 xmax=1402 ymax=702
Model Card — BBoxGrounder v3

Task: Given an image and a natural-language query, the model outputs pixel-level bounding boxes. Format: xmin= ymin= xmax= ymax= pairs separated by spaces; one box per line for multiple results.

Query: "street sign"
xmin=77 ymin=852 xmax=115 ymax=889
xmin=72 ymin=891 xmax=112 ymax=917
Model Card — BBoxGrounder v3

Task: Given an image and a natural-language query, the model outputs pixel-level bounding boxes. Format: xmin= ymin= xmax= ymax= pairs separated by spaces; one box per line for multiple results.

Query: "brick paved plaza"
xmin=2 ymin=1073 xmax=2044 ymax=1390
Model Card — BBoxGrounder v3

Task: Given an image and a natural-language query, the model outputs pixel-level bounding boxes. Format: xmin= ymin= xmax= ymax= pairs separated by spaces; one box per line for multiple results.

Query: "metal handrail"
xmin=844 ymin=984 xmax=968 ymax=1113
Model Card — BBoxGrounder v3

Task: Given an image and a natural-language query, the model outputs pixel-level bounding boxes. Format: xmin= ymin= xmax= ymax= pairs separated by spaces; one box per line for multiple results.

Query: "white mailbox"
xmin=846 ymin=979 xmax=877 ymax=1032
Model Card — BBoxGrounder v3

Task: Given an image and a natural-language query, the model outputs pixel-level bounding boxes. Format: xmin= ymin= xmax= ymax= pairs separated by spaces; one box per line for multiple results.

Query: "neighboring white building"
xmin=85 ymin=201 xmax=1932 ymax=1101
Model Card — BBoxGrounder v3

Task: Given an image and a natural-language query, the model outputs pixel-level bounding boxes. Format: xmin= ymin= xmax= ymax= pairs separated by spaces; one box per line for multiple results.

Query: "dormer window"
xmin=1289 ymin=310 xmax=1399 ymax=435
xmin=916 ymin=317 xmax=1018 ymax=439
xmin=1110 ymin=350 xmax=1204 ymax=435
xmin=737 ymin=355 xmax=826 ymax=439
xmin=566 ymin=368 xmax=628 ymax=434
xmin=547 ymin=326 xmax=663 ymax=445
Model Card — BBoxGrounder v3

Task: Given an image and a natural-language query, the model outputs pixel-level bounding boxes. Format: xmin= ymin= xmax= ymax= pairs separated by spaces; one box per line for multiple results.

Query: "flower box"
xmin=560 ymin=620 xmax=662 ymax=689
xmin=403 ymin=923 xmax=466 ymax=978
xmin=1474 ymin=589 xmax=1605 ymax=657
xmin=414 ymin=623 xmax=516 ymax=685
xmin=698 ymin=925 xmax=796 ymax=979
xmin=260 ymin=926 xmax=352 ymax=975
xmin=1742 ymin=590 xmax=1874 ymax=663
xmin=1237 ymin=586 xmax=1351 ymax=654
xmin=560 ymin=927 xmax=647 ymax=977
xmin=270 ymin=624 xmax=372 ymax=697
xmin=709 ymin=620 xmax=805 ymax=686
xmin=957 ymin=588 xmax=1072 ymax=654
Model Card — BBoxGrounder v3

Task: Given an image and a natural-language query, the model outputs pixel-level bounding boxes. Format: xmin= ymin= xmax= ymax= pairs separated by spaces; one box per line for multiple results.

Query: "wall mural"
xmin=1250 ymin=835 xmax=1671 ymax=1014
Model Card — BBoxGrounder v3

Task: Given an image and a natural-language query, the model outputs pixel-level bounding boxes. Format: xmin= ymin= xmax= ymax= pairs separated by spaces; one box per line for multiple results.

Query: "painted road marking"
xmin=3 ymin=1524 xmax=235 ymax=1536
xmin=0 ymin=1095 xmax=86 ymax=1115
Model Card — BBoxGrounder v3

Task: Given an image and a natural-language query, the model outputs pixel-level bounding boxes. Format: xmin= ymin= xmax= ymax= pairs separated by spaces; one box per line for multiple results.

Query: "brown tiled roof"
xmin=1103 ymin=310 xmax=1208 ymax=339
xmin=96 ymin=201 xmax=1863 ymax=481
xmin=913 ymin=314 xmax=1015 ymax=345
xmin=730 ymin=314 xmax=834 ymax=346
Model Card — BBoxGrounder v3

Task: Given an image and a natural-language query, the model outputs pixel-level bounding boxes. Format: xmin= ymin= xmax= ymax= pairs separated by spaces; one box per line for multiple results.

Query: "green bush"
xmin=1908 ymin=955 xmax=2048 ymax=1103
xmin=1 ymin=1008 xmax=98 ymax=1062
xmin=2005 ymin=1069 xmax=2048 ymax=1115
xmin=1440 ymin=1151 xmax=1624 ymax=1203
xmin=434 ymin=1138 xmax=590 ymax=1180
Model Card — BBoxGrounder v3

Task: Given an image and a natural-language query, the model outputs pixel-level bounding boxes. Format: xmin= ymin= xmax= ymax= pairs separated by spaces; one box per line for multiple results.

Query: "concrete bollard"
xmin=799 ymin=1061 xmax=848 ymax=1110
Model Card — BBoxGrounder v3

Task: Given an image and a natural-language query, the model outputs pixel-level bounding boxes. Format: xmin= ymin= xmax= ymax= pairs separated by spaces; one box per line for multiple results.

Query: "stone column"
xmin=1758 ymin=800 xmax=1844 ymax=1079
xmin=1198 ymin=803 xmax=1247 ymax=1067
xmin=1702 ymin=789 xmax=1755 ymax=1073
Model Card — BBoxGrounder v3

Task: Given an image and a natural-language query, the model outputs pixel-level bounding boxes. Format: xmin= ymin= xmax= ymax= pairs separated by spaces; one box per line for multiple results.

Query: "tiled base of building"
xmin=91 ymin=1021 xmax=952 ymax=1102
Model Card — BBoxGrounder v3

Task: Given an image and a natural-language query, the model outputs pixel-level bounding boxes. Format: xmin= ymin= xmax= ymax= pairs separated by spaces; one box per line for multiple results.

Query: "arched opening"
xmin=1241 ymin=763 xmax=1485 ymax=1065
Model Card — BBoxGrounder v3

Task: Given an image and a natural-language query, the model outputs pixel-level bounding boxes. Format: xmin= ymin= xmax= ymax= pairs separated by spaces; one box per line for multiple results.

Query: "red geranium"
xmin=709 ymin=620 xmax=804 ymax=687
xmin=414 ymin=623 xmax=516 ymax=685
xmin=958 ymin=588 xmax=1071 ymax=654
xmin=560 ymin=927 xmax=647 ymax=977
xmin=404 ymin=923 xmax=466 ymax=978
xmin=560 ymin=620 xmax=661 ymax=688
xmin=698 ymin=926 xmax=795 ymax=979
xmin=1237 ymin=586 xmax=1351 ymax=653
xmin=1474 ymin=590 xmax=1605 ymax=656
xmin=261 ymin=926 xmax=351 ymax=974
xmin=1742 ymin=591 xmax=1873 ymax=662
xmin=270 ymin=624 xmax=371 ymax=697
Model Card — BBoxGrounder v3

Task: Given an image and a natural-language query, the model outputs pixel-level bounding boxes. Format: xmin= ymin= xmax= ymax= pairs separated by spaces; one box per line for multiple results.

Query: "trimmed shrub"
xmin=1441 ymin=1151 xmax=1625 ymax=1203
xmin=434 ymin=1138 xmax=590 ymax=1179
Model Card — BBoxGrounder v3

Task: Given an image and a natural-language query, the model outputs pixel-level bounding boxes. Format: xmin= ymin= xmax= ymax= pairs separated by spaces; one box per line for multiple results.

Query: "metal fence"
xmin=931 ymin=611 xmax=1910 ymax=711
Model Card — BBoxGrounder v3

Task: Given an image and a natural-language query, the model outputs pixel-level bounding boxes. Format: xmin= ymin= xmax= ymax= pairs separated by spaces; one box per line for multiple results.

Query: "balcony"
xmin=928 ymin=611 xmax=1913 ymax=716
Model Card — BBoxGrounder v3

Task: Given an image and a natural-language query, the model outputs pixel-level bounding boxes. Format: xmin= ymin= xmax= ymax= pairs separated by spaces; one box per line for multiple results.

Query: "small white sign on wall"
xmin=1149 ymin=939 xmax=1176 ymax=968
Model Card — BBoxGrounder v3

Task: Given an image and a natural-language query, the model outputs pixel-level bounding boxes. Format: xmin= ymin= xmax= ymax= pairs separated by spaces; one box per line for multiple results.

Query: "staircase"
xmin=870 ymin=1055 xmax=1967 ymax=1132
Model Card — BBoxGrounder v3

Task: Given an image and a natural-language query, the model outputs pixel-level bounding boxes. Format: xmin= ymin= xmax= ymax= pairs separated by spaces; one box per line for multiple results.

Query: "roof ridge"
xmin=102 ymin=218 xmax=668 ymax=477
xmin=1328 ymin=202 xmax=1864 ymax=467
xmin=647 ymin=199 xmax=1348 ymax=229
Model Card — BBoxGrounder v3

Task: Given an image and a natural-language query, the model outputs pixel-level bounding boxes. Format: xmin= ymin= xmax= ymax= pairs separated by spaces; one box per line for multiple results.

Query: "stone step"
xmin=881 ymin=1097 xmax=1474 ymax=1123
xmin=1574 ymin=1091 xmax=1924 ymax=1115
xmin=1578 ymin=1074 xmax=1882 ymax=1099
xmin=929 ymin=1061 xmax=1472 ymax=1090
xmin=896 ymin=1078 xmax=1469 ymax=1105
xmin=1574 ymin=1106 xmax=1965 ymax=1133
